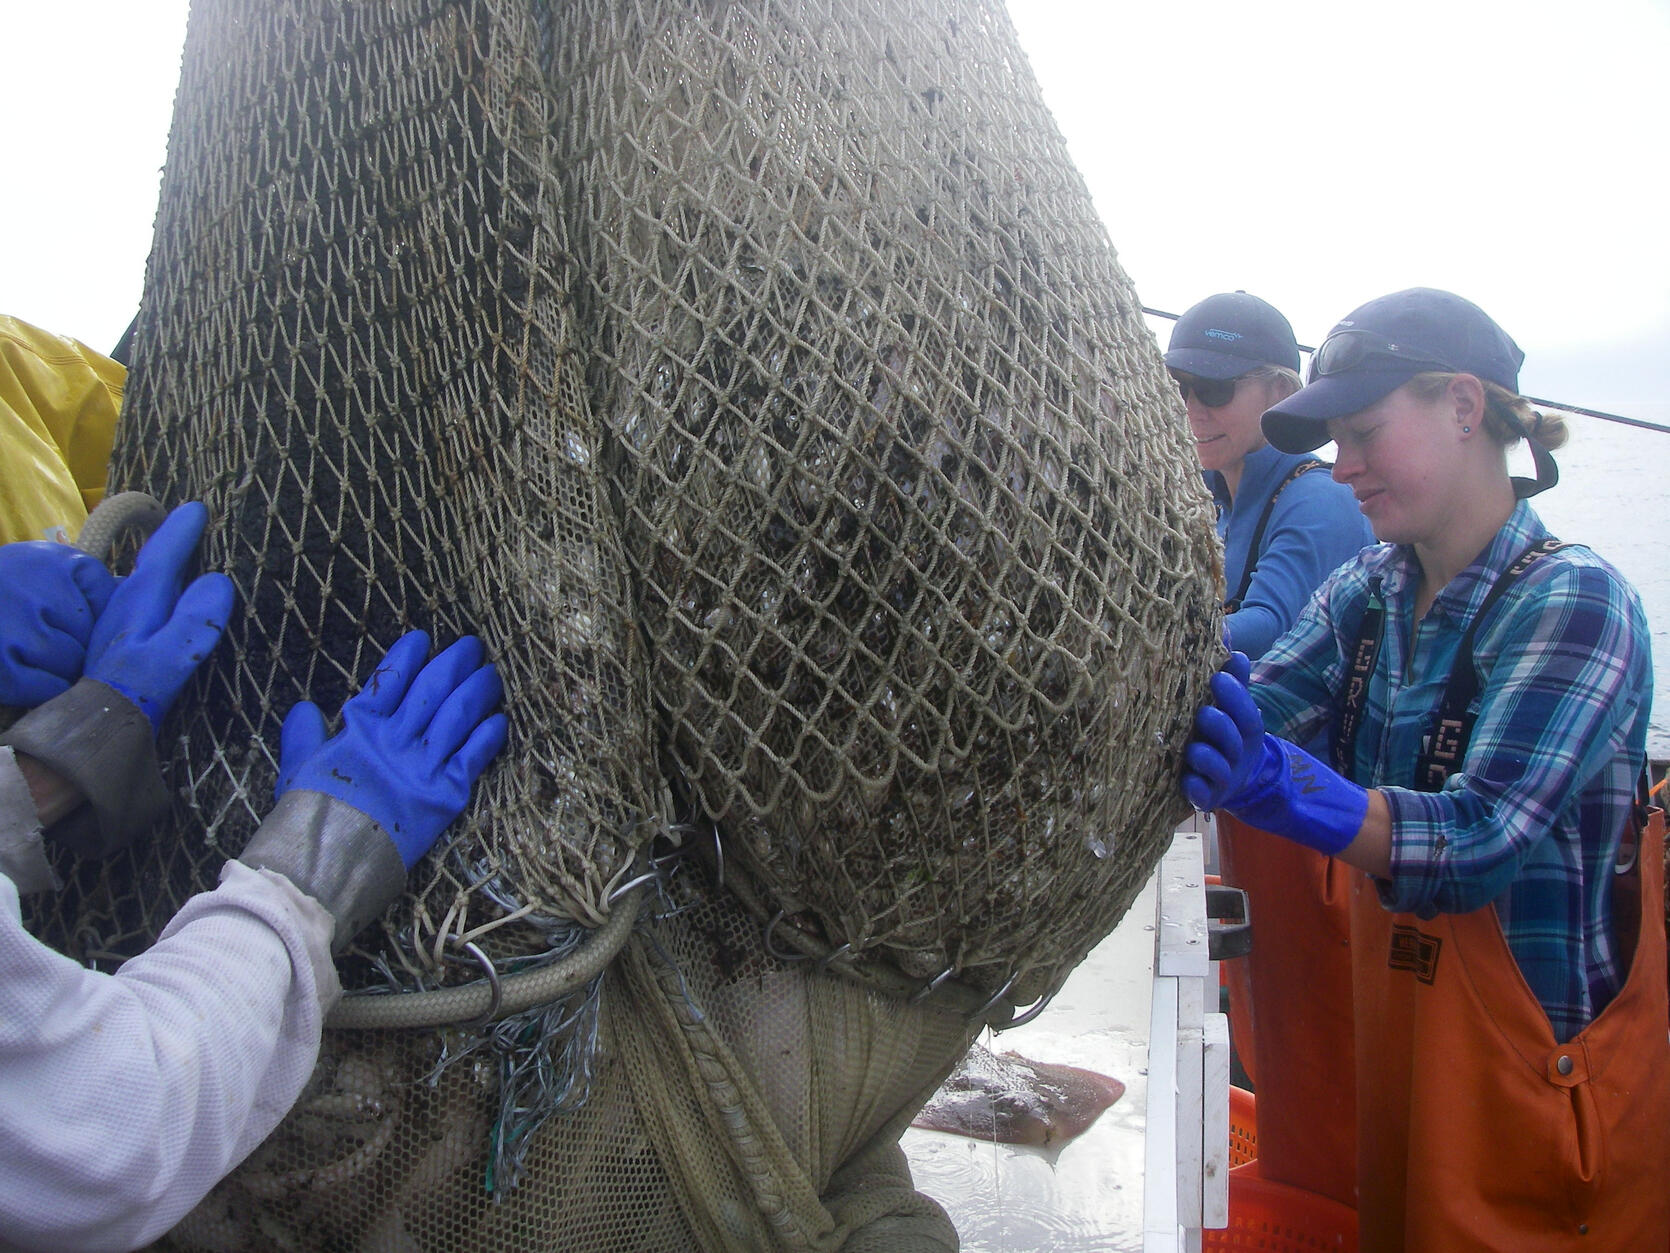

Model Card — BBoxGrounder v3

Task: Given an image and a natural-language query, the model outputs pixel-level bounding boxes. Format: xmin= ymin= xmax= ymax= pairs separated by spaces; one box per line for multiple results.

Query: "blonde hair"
xmin=1243 ymin=363 xmax=1302 ymax=404
xmin=1405 ymin=371 xmax=1569 ymax=450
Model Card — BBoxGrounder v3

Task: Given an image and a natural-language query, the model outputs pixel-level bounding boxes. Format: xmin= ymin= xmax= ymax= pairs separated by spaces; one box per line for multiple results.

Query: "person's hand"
xmin=275 ymin=630 xmax=508 ymax=868
xmin=83 ymin=501 xmax=235 ymax=732
xmin=1181 ymin=652 xmax=1368 ymax=856
xmin=0 ymin=541 xmax=118 ymax=706
xmin=1181 ymin=652 xmax=1269 ymax=811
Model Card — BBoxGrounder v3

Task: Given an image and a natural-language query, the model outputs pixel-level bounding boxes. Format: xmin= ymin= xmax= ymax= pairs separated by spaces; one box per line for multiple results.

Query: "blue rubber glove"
xmin=1181 ymin=652 xmax=1369 ymax=856
xmin=0 ymin=541 xmax=119 ymax=706
xmin=274 ymin=630 xmax=508 ymax=868
xmin=83 ymin=501 xmax=236 ymax=732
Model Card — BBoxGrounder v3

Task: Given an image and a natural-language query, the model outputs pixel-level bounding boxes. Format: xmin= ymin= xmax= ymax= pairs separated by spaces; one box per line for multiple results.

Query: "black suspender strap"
xmin=1413 ymin=538 xmax=1571 ymax=792
xmin=1332 ymin=576 xmax=1386 ymax=780
xmin=1224 ymin=458 xmax=1331 ymax=613
xmin=1333 ymin=538 xmax=1572 ymax=787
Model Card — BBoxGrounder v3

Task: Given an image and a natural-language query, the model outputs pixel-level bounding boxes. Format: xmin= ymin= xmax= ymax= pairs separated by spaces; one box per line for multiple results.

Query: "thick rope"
xmin=325 ymin=885 xmax=644 ymax=1029
xmin=74 ymin=491 xmax=167 ymax=564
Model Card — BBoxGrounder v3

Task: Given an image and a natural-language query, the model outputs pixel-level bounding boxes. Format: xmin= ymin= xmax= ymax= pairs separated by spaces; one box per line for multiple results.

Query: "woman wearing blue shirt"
xmin=1164 ymin=291 xmax=1373 ymax=659
xmin=1184 ymin=288 xmax=1667 ymax=1250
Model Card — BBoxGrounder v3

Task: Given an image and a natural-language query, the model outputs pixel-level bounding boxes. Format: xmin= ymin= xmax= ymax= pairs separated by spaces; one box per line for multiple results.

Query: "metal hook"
xmin=908 ymin=966 xmax=956 ymax=1006
xmin=711 ymin=823 xmax=724 ymax=891
xmin=994 ymin=987 xmax=1057 ymax=1032
xmin=445 ymin=939 xmax=503 ymax=1028
xmin=762 ymin=910 xmax=811 ymax=963
xmin=972 ymin=972 xmax=1018 ymax=1021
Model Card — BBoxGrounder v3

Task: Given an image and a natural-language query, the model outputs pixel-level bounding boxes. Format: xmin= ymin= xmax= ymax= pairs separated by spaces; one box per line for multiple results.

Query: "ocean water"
xmin=1518 ymin=418 xmax=1670 ymax=762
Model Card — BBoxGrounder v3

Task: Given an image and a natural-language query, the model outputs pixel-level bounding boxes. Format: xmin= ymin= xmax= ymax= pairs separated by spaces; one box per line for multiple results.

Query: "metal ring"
xmin=994 ymin=988 xmax=1058 ymax=1032
xmin=445 ymin=939 xmax=503 ymax=1027
xmin=908 ymin=966 xmax=956 ymax=1006
xmin=815 ymin=941 xmax=855 ymax=973
xmin=972 ymin=972 xmax=1018 ymax=1021
xmin=762 ymin=910 xmax=811 ymax=963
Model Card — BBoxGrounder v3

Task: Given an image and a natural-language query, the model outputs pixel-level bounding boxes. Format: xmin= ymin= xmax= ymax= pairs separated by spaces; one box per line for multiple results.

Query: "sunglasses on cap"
xmin=1173 ymin=373 xmax=1240 ymax=408
xmin=1307 ymin=329 xmax=1456 ymax=383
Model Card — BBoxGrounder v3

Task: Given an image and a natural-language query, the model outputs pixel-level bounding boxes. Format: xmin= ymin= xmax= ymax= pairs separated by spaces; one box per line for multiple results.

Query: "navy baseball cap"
xmin=1164 ymin=291 xmax=1301 ymax=380
xmin=1263 ymin=288 xmax=1526 ymax=454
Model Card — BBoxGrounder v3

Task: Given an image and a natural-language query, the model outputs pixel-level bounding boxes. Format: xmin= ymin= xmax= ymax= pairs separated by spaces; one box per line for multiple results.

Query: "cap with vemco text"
xmin=1262 ymin=287 xmax=1525 ymax=454
xmin=1164 ymin=291 xmax=1301 ymax=380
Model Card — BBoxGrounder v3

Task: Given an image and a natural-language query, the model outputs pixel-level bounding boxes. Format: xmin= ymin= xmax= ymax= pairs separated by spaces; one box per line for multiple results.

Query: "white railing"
xmin=1143 ymin=823 xmax=1231 ymax=1250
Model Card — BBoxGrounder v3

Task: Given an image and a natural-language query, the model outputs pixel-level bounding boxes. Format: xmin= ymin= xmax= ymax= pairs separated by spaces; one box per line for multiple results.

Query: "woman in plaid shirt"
xmin=1183 ymin=288 xmax=1668 ymax=1251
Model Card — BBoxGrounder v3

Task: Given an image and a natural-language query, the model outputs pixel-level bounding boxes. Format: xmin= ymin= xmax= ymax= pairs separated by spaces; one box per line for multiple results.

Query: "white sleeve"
xmin=0 ymin=859 xmax=340 ymax=1252
xmin=0 ymin=747 xmax=56 ymax=895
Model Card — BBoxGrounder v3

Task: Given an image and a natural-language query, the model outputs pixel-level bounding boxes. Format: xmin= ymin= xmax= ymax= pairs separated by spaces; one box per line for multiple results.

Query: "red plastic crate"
xmin=1203 ymin=1168 xmax=1358 ymax=1252
xmin=1227 ymin=1085 xmax=1257 ymax=1169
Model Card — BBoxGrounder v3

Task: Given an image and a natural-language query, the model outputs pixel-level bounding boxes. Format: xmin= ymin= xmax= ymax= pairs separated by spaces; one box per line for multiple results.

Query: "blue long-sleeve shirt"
xmin=1252 ymin=502 xmax=1653 ymax=1041
xmin=1210 ymin=443 xmax=1374 ymax=660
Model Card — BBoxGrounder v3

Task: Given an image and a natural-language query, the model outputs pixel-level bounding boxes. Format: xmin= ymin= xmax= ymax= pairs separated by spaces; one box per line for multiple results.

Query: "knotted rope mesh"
xmin=32 ymin=1 xmax=662 ymax=984
xmin=33 ymin=0 xmax=1223 ymax=1247
xmin=547 ymin=0 xmax=1219 ymax=1002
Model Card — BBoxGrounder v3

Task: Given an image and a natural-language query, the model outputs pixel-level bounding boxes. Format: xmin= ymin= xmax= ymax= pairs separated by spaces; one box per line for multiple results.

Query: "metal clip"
xmin=908 ymin=967 xmax=956 ymax=1005
xmin=972 ymin=972 xmax=1018 ymax=1021
xmin=651 ymin=843 xmax=688 ymax=871
xmin=815 ymin=941 xmax=856 ymax=973
xmin=994 ymin=987 xmax=1057 ymax=1032
xmin=607 ymin=869 xmax=661 ymax=904
xmin=444 ymin=938 xmax=503 ymax=1028
xmin=763 ymin=910 xmax=811 ymax=963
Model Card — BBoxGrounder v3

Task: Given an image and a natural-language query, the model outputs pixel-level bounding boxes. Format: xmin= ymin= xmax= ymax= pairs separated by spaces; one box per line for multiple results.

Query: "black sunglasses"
xmin=1173 ymin=373 xmax=1240 ymax=408
xmin=1308 ymin=329 xmax=1456 ymax=383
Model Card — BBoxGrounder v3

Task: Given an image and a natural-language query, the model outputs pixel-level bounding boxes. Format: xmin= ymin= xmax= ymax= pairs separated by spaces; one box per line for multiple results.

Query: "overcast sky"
xmin=1005 ymin=0 xmax=1670 ymax=425
xmin=5 ymin=1 xmax=1667 ymax=426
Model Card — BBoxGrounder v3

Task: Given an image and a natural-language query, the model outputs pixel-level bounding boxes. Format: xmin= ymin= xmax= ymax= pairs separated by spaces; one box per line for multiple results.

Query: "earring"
xmin=1461 ymin=425 xmax=1471 ymax=434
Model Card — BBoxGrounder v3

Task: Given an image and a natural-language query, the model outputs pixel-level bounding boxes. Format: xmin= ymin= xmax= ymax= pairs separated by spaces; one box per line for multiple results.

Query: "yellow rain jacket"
xmin=0 ymin=315 xmax=123 ymax=546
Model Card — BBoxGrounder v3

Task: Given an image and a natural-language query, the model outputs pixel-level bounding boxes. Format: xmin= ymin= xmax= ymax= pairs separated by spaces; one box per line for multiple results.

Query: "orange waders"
xmin=1350 ymin=809 xmax=1670 ymax=1252
xmin=1217 ymin=813 xmax=1358 ymax=1207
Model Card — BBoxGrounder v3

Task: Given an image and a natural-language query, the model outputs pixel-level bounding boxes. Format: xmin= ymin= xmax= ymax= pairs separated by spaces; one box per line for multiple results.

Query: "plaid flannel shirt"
xmin=1253 ymin=501 xmax=1652 ymax=1042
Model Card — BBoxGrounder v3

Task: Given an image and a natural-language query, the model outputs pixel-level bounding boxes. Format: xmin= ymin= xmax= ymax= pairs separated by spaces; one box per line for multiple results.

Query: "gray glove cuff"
xmin=238 ymin=790 xmax=407 ymax=953
xmin=0 ymin=678 xmax=168 ymax=858
xmin=0 ymin=747 xmax=57 ymax=894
